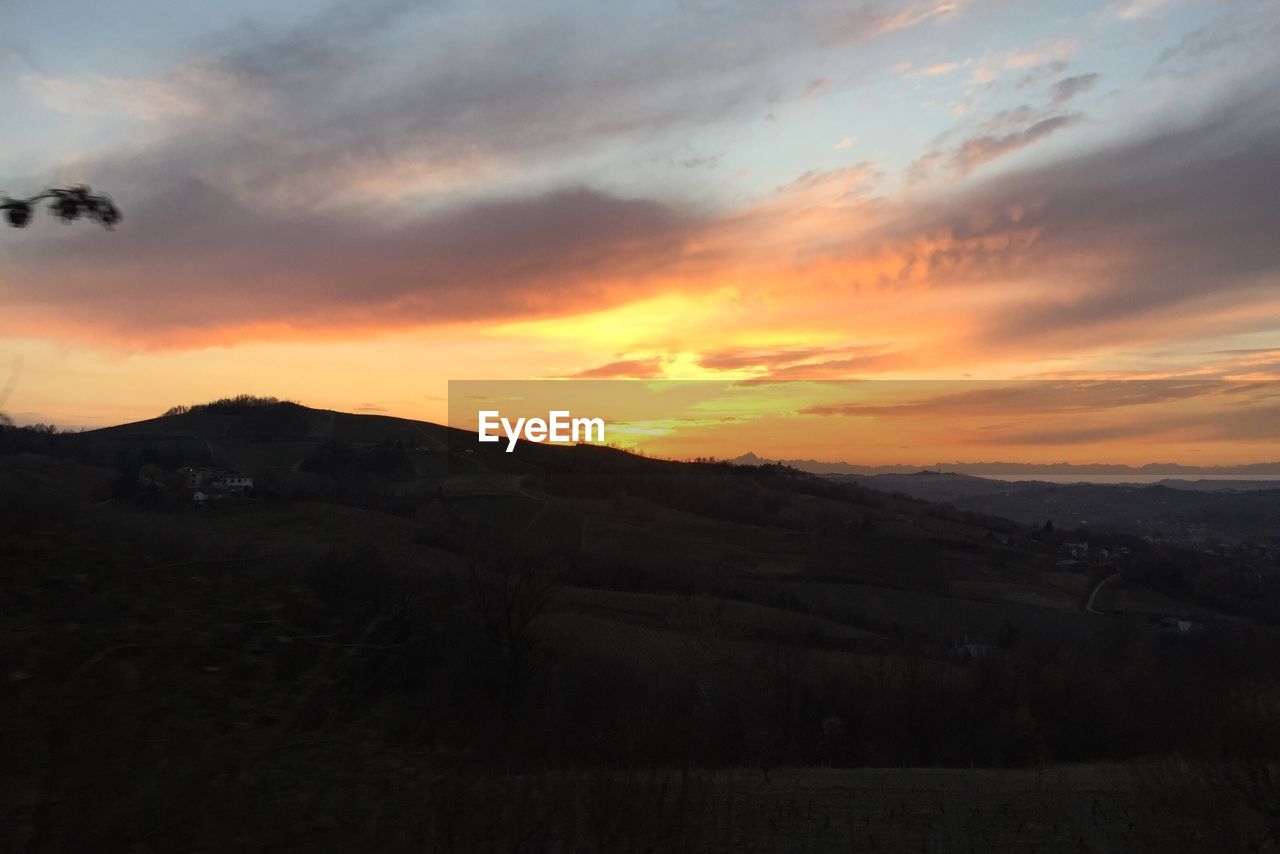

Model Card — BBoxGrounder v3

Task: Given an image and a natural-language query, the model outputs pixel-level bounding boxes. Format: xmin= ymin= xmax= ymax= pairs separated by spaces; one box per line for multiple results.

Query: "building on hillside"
xmin=212 ymin=474 xmax=254 ymax=492
xmin=1063 ymin=542 xmax=1089 ymax=559
xmin=182 ymin=467 xmax=254 ymax=502
xmin=181 ymin=467 xmax=220 ymax=488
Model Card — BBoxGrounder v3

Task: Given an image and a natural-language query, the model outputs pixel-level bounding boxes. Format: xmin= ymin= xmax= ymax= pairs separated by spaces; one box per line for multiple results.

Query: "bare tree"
xmin=466 ymin=545 xmax=561 ymax=722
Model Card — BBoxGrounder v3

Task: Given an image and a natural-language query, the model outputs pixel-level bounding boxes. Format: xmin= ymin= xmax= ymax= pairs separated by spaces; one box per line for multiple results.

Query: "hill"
xmin=12 ymin=398 xmax=1277 ymax=624
xmin=829 ymin=472 xmax=1280 ymax=548
xmin=4 ymin=400 xmax=1280 ymax=849
xmin=732 ymin=452 xmax=1280 ymax=477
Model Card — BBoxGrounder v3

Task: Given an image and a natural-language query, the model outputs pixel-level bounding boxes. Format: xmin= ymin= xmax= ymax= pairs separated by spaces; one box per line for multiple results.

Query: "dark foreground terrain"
xmin=3 ymin=398 xmax=1280 ymax=851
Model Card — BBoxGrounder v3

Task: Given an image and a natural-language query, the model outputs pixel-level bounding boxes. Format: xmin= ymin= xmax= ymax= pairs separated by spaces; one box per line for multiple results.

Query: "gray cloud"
xmin=1048 ymin=72 xmax=1099 ymax=107
xmin=1153 ymin=5 xmax=1280 ymax=79
xmin=0 ymin=180 xmax=706 ymax=343
xmin=907 ymin=97 xmax=1084 ymax=182
xmin=0 ymin=0 xmax=969 ymax=343
xmin=882 ymin=76 xmax=1280 ymax=348
xmin=25 ymin=0 xmax=953 ymax=205
xmin=1013 ymin=59 xmax=1068 ymax=91
xmin=5 ymin=0 xmax=1277 ymax=366
xmin=949 ymin=114 xmax=1081 ymax=174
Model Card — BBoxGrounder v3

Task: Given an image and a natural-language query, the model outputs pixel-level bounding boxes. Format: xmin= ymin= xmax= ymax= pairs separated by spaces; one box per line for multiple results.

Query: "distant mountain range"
xmin=730 ymin=452 xmax=1280 ymax=477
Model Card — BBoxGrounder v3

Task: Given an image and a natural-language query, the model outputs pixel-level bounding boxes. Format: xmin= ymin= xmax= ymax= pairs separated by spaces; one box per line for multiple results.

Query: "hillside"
xmin=60 ymin=401 xmax=1067 ymax=596
xmin=5 ymin=400 xmax=1280 ymax=850
xmin=830 ymin=472 xmax=1280 ymax=547
xmin=12 ymin=399 xmax=1276 ymax=625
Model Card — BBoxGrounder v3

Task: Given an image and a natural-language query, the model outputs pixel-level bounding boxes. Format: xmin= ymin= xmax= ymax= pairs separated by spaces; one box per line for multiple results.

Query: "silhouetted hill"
xmin=11 ymin=398 xmax=1264 ymax=620
xmin=23 ymin=400 xmax=1070 ymax=600
xmin=733 ymin=452 xmax=1280 ymax=477
xmin=7 ymin=399 xmax=1280 ymax=850
xmin=829 ymin=472 xmax=1280 ymax=545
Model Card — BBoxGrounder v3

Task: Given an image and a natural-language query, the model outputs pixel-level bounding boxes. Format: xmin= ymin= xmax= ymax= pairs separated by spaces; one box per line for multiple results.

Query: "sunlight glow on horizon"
xmin=2 ymin=0 xmax=1279 ymax=464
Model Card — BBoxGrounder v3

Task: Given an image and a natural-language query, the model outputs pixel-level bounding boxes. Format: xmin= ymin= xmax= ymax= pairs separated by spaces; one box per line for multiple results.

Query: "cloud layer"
xmin=2 ymin=0 xmax=1279 ymax=391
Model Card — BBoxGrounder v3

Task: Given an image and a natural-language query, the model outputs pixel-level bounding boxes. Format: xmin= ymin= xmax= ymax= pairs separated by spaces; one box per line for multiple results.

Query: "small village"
xmin=179 ymin=466 xmax=255 ymax=505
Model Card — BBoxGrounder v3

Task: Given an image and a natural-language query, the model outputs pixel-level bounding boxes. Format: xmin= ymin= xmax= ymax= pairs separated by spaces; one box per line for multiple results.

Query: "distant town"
xmin=178 ymin=467 xmax=255 ymax=505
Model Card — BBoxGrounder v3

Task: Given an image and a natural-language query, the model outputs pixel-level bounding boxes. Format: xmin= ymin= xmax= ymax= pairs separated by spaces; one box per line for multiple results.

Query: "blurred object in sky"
xmin=2 ymin=185 xmax=120 ymax=229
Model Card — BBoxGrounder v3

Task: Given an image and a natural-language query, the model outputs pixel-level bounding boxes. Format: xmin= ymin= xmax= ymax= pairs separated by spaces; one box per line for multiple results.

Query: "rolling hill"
xmin=5 ymin=398 xmax=1280 ymax=850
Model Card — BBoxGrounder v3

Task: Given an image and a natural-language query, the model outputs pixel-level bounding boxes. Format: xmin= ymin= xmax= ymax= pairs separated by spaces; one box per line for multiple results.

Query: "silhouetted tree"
xmin=466 ymin=546 xmax=561 ymax=724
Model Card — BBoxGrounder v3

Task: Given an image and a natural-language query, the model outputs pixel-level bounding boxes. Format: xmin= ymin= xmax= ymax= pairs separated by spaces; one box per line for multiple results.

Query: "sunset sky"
xmin=2 ymin=0 xmax=1279 ymax=462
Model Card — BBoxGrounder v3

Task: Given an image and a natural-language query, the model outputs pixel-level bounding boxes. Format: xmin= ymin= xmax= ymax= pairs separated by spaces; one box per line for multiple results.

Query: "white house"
xmin=213 ymin=475 xmax=254 ymax=492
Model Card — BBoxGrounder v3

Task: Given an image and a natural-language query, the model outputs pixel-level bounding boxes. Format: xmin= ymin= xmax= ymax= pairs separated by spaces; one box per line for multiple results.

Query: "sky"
xmin=449 ymin=379 xmax=1280 ymax=467
xmin=1 ymin=0 xmax=1279 ymax=462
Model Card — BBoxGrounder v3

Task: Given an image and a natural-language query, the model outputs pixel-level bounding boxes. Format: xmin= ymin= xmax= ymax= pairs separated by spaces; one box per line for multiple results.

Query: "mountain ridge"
xmin=731 ymin=452 xmax=1280 ymax=476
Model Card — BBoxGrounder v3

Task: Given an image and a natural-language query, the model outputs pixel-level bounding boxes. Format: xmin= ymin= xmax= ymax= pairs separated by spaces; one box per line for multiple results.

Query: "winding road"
xmin=1085 ymin=572 xmax=1118 ymax=614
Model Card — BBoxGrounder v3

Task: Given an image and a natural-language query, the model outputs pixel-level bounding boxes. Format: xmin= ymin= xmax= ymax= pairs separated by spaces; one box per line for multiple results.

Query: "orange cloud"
xmin=5 ymin=74 xmax=1280 ymax=401
xmin=565 ymin=357 xmax=670 ymax=379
